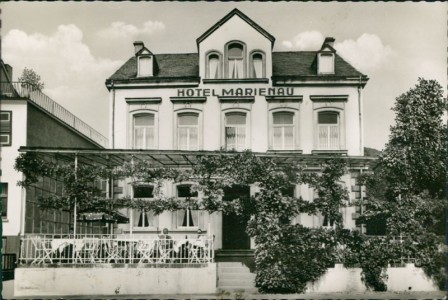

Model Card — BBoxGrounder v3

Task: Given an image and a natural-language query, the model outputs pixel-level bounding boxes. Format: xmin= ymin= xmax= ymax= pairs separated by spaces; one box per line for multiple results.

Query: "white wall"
xmin=1 ymin=100 xmax=28 ymax=236
xmin=15 ymin=264 xmax=217 ymax=296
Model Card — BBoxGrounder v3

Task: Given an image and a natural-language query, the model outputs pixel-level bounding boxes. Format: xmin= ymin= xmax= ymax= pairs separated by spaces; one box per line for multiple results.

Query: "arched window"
xmin=250 ymin=52 xmax=265 ymax=78
xmin=206 ymin=52 xmax=221 ymax=79
xmin=317 ymin=111 xmax=340 ymax=150
xmin=133 ymin=113 xmax=155 ymax=149
xmin=225 ymin=112 xmax=247 ymax=151
xmin=177 ymin=113 xmax=199 ymax=150
xmin=272 ymin=111 xmax=295 ymax=150
xmin=226 ymin=42 xmax=245 ymax=79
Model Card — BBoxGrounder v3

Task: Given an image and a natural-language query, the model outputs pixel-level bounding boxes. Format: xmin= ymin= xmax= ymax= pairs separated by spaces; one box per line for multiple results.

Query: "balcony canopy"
xmin=18 ymin=147 xmax=376 ymax=169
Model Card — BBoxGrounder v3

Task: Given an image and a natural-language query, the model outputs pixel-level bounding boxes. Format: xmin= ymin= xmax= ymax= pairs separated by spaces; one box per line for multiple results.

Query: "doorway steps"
xmin=217 ymin=261 xmax=257 ymax=293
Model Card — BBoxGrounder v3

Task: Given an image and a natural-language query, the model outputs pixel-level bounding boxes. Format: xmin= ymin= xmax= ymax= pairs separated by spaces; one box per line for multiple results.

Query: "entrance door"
xmin=222 ymin=185 xmax=251 ymax=250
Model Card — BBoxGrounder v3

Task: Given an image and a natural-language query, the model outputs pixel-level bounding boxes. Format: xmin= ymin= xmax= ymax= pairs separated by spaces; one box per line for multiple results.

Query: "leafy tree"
xmin=18 ymin=67 xmax=45 ymax=91
xmin=359 ymin=78 xmax=447 ymax=288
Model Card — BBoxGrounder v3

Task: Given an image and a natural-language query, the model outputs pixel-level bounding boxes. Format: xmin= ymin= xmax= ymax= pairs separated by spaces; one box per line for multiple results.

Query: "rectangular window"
xmin=175 ymin=184 xmax=200 ymax=229
xmin=134 ymin=114 xmax=155 ymax=149
xmin=133 ymin=185 xmax=158 ymax=229
xmin=0 ymin=111 xmax=12 ymax=146
xmin=178 ymin=113 xmax=199 ymax=150
xmin=273 ymin=112 xmax=295 ymax=150
xmin=318 ymin=111 xmax=340 ymax=150
xmin=225 ymin=113 xmax=246 ymax=151
xmin=1 ymin=183 xmax=8 ymax=218
xmin=318 ymin=53 xmax=335 ymax=74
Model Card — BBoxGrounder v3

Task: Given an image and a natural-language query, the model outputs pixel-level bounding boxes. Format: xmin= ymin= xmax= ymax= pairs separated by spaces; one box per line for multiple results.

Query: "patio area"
xmin=20 ymin=234 xmax=214 ymax=265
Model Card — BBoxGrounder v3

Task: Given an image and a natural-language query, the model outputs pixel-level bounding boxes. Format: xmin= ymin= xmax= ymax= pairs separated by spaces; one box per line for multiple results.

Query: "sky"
xmin=1 ymin=2 xmax=446 ymax=150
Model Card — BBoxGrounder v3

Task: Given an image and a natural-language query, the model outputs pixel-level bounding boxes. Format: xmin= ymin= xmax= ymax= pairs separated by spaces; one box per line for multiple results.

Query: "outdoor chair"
xmin=81 ymin=238 xmax=99 ymax=263
xmin=136 ymin=240 xmax=156 ymax=263
xmin=31 ymin=236 xmax=53 ymax=264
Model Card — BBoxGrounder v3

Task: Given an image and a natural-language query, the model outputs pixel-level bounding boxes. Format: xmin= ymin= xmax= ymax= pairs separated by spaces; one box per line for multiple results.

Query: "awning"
xmin=17 ymin=147 xmax=377 ymax=169
xmin=77 ymin=212 xmax=129 ymax=224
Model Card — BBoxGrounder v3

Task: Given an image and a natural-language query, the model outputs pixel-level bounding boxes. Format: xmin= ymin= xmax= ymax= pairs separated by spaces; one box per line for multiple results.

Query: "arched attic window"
xmin=250 ymin=52 xmax=265 ymax=78
xmin=226 ymin=42 xmax=245 ymax=79
xmin=206 ymin=52 xmax=222 ymax=79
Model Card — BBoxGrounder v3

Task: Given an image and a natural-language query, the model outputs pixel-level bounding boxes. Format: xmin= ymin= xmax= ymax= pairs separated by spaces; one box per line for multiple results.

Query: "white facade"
xmin=1 ymin=100 xmax=28 ymax=237
xmin=106 ymin=9 xmax=369 ymax=249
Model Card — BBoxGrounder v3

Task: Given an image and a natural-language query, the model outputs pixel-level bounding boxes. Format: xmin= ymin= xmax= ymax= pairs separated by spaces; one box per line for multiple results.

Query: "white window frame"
xmin=270 ymin=110 xmax=297 ymax=150
xmin=225 ymin=41 xmax=246 ymax=79
xmin=176 ymin=111 xmax=200 ymax=151
xmin=0 ymin=111 xmax=12 ymax=147
xmin=316 ymin=110 xmax=341 ymax=150
xmin=173 ymin=184 xmax=200 ymax=230
xmin=249 ymin=50 xmax=266 ymax=79
xmin=132 ymin=184 xmax=158 ymax=230
xmin=138 ymin=54 xmax=153 ymax=77
xmin=205 ymin=51 xmax=222 ymax=79
xmin=223 ymin=110 xmax=249 ymax=151
xmin=132 ymin=112 xmax=157 ymax=150
xmin=318 ymin=53 xmax=335 ymax=74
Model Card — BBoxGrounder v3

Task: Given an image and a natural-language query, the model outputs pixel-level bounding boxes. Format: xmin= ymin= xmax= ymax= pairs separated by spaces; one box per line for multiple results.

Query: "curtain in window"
xmin=227 ymin=43 xmax=244 ymax=79
xmin=178 ymin=113 xmax=199 ymax=150
xmin=225 ymin=113 xmax=246 ymax=150
xmin=251 ymin=53 xmax=263 ymax=78
xmin=134 ymin=114 xmax=155 ymax=149
xmin=318 ymin=111 xmax=339 ymax=150
xmin=273 ymin=112 xmax=294 ymax=150
xmin=208 ymin=54 xmax=220 ymax=79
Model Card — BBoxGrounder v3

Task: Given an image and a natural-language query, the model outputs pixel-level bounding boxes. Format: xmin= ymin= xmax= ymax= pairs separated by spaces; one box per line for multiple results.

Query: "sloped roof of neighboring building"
xmin=106 ymin=51 xmax=366 ymax=83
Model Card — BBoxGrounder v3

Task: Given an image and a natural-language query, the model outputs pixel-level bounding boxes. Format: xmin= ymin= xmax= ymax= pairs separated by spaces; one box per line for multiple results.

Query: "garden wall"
xmin=307 ymin=264 xmax=438 ymax=292
xmin=15 ymin=263 xmax=216 ymax=296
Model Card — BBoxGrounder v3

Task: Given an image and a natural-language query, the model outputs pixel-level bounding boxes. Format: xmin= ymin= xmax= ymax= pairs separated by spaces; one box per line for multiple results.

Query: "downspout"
xmin=111 ymin=80 xmax=115 ymax=149
xmin=358 ymin=76 xmax=364 ymax=156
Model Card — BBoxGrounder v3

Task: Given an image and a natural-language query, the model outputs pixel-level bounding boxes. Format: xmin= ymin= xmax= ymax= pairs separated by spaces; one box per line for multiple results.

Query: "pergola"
xmin=18 ymin=147 xmax=377 ymax=236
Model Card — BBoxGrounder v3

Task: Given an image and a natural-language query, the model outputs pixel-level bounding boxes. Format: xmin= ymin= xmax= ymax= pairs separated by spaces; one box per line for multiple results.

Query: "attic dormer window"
xmin=226 ymin=42 xmax=245 ymax=79
xmin=138 ymin=55 xmax=152 ymax=77
xmin=318 ymin=53 xmax=335 ymax=74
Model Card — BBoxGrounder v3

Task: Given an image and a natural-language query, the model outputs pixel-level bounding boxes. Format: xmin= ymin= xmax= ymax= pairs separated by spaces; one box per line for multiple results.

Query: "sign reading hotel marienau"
xmin=177 ymin=88 xmax=295 ymax=97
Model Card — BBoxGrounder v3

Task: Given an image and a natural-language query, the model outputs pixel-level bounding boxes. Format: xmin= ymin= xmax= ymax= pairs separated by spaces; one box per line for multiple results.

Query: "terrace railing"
xmin=20 ymin=234 xmax=214 ymax=265
xmin=1 ymin=82 xmax=108 ymax=148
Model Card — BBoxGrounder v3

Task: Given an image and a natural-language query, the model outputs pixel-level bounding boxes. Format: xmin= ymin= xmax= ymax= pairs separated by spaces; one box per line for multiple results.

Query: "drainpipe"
xmin=358 ymin=76 xmax=364 ymax=156
xmin=111 ymin=80 xmax=115 ymax=149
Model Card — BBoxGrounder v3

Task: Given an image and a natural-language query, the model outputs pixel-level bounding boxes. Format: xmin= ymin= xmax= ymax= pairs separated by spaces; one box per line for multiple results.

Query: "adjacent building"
xmin=0 ymin=60 xmax=108 ymax=276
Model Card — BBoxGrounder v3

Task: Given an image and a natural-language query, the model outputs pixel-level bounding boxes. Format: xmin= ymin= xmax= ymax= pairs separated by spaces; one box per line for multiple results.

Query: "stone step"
xmin=218 ymin=278 xmax=255 ymax=287
xmin=218 ymin=266 xmax=252 ymax=274
xmin=217 ymin=287 xmax=259 ymax=293
xmin=219 ymin=272 xmax=256 ymax=280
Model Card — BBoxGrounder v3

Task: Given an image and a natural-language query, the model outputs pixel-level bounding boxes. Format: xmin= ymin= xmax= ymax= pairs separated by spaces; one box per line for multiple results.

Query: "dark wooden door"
xmin=222 ymin=185 xmax=251 ymax=250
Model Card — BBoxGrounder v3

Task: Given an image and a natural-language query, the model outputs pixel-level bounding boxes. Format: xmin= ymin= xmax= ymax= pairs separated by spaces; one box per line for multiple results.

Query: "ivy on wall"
xmin=15 ymin=150 xmax=444 ymax=292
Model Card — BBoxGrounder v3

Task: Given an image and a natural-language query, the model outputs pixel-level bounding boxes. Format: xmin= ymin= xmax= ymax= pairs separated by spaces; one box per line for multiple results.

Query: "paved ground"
xmin=2 ymin=280 xmax=446 ymax=299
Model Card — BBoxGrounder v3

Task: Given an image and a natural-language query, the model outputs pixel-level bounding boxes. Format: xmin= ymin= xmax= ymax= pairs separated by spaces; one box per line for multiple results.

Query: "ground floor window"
xmin=1 ymin=183 xmax=8 ymax=218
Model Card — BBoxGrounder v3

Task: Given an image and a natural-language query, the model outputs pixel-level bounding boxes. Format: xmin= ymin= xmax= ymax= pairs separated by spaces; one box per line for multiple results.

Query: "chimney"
xmin=133 ymin=41 xmax=144 ymax=54
xmin=323 ymin=37 xmax=335 ymax=48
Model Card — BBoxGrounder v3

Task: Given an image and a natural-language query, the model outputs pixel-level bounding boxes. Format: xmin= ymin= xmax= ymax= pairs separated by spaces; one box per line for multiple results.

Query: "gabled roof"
xmin=272 ymin=52 xmax=364 ymax=78
xmin=106 ymin=51 xmax=366 ymax=84
xmin=136 ymin=47 xmax=153 ymax=56
xmin=108 ymin=53 xmax=199 ymax=81
xmin=196 ymin=8 xmax=275 ymax=47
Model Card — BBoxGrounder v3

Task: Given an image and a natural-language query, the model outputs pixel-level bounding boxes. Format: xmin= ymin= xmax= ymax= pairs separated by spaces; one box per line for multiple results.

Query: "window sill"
xmin=2 ymin=218 xmax=8 ymax=223
xmin=203 ymin=78 xmax=269 ymax=84
xmin=311 ymin=150 xmax=348 ymax=155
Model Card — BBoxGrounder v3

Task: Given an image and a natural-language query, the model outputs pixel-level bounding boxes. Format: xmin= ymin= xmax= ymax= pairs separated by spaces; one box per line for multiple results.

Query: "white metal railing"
xmin=20 ymin=234 xmax=214 ymax=265
xmin=1 ymin=82 xmax=108 ymax=148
